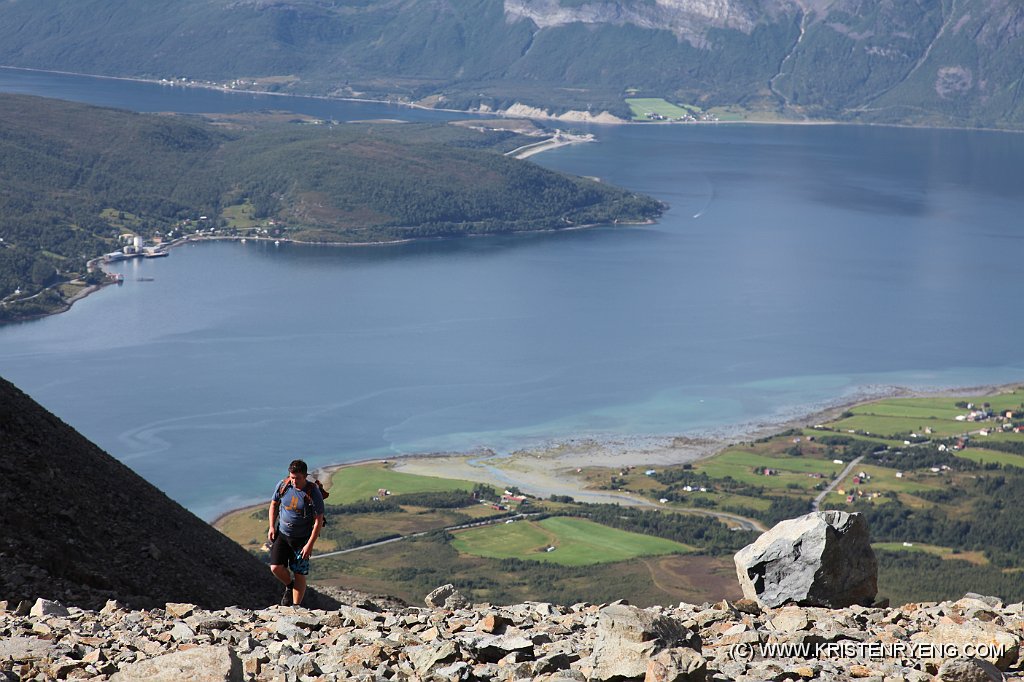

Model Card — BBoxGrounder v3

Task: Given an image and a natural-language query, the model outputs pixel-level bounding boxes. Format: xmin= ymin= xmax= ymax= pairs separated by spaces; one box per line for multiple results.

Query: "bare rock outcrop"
xmin=734 ymin=510 xmax=878 ymax=609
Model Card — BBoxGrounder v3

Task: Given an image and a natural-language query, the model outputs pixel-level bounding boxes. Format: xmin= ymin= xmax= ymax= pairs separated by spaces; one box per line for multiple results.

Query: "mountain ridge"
xmin=0 ymin=1 xmax=1021 ymax=128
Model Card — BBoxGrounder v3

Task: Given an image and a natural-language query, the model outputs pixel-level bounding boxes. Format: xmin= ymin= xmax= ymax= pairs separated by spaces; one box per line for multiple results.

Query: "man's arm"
xmin=268 ymin=500 xmax=279 ymax=541
xmin=301 ymin=514 xmax=324 ymax=560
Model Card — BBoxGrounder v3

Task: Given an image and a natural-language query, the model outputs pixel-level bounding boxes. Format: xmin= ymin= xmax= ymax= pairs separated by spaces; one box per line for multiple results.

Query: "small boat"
xmin=136 ymin=277 xmax=155 ymax=282
xmin=274 ymin=240 xmax=280 ymax=246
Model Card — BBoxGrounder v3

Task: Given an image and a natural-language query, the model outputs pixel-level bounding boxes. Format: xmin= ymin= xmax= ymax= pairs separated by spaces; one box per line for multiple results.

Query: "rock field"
xmin=2 ymin=586 xmax=1021 ymax=681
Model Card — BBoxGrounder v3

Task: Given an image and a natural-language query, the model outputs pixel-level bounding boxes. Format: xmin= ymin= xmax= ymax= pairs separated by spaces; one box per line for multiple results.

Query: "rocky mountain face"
xmin=0 ymin=375 xmax=288 ymax=611
xmin=0 ymin=0 xmax=1021 ymax=128
xmin=502 ymin=0 xmax=795 ymax=47
xmin=2 ymin=587 xmax=1022 ymax=681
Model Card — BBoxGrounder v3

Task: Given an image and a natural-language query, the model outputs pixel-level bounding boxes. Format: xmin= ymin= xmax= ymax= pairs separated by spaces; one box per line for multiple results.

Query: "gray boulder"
xmin=425 ymin=584 xmax=470 ymax=609
xmin=590 ymin=603 xmax=701 ymax=681
xmin=734 ymin=510 xmax=877 ymax=609
xmin=110 ymin=646 xmax=242 ymax=681
xmin=937 ymin=658 xmax=1006 ymax=682
xmin=645 ymin=647 xmax=707 ymax=682
xmin=29 ymin=598 xmax=69 ymax=618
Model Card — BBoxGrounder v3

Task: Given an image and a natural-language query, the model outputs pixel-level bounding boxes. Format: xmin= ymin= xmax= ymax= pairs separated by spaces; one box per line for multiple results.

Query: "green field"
xmin=850 ymin=401 xmax=963 ymax=420
xmin=99 ymin=207 xmax=145 ymax=231
xmin=451 ymin=516 xmax=692 ymax=566
xmin=625 ymin=98 xmax=696 ymax=121
xmin=978 ymin=430 xmax=1024 ymax=443
xmin=953 ymin=447 xmax=1024 ymax=468
xmin=327 ymin=463 xmax=479 ymax=504
xmin=873 ymin=542 xmax=989 ymax=565
xmin=834 ymin=463 xmax=940 ymax=496
xmin=803 ymin=429 xmax=892 ymax=446
xmin=829 ymin=392 xmax=1024 ymax=436
xmin=695 ymin=450 xmax=838 ymax=489
xmin=220 ymin=201 xmax=259 ymax=229
xmin=827 ymin=414 xmax=970 ymax=439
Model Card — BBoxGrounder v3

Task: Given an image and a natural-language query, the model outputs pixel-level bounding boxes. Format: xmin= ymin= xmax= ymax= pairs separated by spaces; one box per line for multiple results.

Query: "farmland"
xmin=217 ymin=386 xmax=1024 ymax=604
xmin=326 ymin=462 xmax=479 ymax=504
xmin=450 ymin=516 xmax=692 ymax=566
xmin=625 ymin=98 xmax=700 ymax=121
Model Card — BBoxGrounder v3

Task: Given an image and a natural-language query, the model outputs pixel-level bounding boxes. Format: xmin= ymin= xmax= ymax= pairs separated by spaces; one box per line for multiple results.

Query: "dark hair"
xmin=288 ymin=459 xmax=308 ymax=474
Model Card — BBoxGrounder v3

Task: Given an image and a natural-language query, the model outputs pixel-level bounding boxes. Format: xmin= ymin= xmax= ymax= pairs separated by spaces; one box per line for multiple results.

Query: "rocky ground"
xmin=2 ymin=586 xmax=1021 ymax=682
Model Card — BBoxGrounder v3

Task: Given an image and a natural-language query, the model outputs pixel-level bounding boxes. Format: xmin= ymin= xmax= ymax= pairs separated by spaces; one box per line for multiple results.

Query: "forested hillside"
xmin=0 ymin=0 xmax=1022 ymax=128
xmin=0 ymin=94 xmax=662 ymax=321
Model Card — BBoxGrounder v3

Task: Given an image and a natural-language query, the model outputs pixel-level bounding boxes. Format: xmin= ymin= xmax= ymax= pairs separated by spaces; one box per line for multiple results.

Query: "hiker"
xmin=268 ymin=459 xmax=325 ymax=606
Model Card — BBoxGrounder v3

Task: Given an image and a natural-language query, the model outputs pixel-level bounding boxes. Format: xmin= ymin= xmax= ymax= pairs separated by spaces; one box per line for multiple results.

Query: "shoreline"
xmin=0 ymin=128 xmax=612 ymax=325
xmin=212 ymin=380 xmax=1023 ymax=529
xmin=5 ymin=64 xmax=1024 ymax=135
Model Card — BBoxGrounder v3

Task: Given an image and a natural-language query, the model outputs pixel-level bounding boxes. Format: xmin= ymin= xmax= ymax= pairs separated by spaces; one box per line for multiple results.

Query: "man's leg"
xmin=290 ymin=543 xmax=312 ymax=606
xmin=269 ymin=535 xmax=296 ymax=605
xmin=270 ymin=564 xmax=292 ymax=586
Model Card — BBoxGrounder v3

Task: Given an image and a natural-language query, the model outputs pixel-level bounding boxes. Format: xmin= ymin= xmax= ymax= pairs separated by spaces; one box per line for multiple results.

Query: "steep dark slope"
xmin=0 ymin=375 xmax=282 ymax=610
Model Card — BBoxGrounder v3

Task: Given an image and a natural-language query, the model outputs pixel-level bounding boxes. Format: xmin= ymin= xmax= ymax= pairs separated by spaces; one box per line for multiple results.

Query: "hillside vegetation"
xmin=0 ymin=1 xmax=1022 ymax=128
xmin=0 ymin=94 xmax=662 ymax=321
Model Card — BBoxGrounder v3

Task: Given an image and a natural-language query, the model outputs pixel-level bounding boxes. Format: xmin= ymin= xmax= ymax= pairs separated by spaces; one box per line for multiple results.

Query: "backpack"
xmin=277 ymin=478 xmax=329 ymax=524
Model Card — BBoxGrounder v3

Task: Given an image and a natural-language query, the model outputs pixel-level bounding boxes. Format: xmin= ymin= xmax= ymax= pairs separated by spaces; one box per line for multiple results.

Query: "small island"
xmin=0 ymin=95 xmax=663 ymax=323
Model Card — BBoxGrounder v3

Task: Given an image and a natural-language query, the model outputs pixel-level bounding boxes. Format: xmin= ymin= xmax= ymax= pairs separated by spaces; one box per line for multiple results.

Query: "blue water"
xmin=2 ymin=67 xmax=1024 ymax=519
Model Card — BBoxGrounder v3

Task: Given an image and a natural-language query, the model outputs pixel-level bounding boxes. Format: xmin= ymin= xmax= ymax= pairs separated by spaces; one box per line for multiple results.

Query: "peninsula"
xmin=0 ymin=94 xmax=662 ymax=322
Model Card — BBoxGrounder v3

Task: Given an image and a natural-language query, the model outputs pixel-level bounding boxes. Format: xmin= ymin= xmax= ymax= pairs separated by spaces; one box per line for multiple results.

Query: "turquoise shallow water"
xmin=2 ymin=68 xmax=1024 ymax=519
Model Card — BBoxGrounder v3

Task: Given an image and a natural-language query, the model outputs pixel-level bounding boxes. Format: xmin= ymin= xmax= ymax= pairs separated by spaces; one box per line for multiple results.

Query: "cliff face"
xmin=0 ymin=375 xmax=281 ymax=610
xmin=502 ymin=0 xmax=798 ymax=46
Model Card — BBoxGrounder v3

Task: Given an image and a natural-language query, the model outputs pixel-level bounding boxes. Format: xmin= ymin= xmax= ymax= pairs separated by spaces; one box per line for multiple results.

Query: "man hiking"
xmin=268 ymin=459 xmax=325 ymax=606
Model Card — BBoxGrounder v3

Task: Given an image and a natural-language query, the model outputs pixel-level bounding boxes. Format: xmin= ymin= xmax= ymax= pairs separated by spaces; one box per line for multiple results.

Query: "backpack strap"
xmin=277 ymin=478 xmax=290 ymax=499
xmin=314 ymin=478 xmax=329 ymax=500
xmin=277 ymin=479 xmax=317 ymax=517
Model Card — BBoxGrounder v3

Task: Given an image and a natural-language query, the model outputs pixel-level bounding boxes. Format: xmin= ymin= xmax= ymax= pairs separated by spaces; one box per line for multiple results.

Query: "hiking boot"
xmin=280 ymin=585 xmax=293 ymax=607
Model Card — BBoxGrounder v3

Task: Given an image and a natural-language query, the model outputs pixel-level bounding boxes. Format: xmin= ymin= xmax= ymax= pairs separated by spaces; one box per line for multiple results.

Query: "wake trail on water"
xmin=693 ymin=175 xmax=715 ymax=219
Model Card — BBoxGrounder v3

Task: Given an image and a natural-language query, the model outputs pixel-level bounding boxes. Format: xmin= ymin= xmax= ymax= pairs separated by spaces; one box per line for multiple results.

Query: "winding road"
xmin=812 ymin=455 xmax=865 ymax=511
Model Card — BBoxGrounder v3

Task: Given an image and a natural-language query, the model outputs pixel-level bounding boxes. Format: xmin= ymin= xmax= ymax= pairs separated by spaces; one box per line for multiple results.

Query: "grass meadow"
xmin=450 ymin=516 xmax=692 ymax=566
xmin=873 ymin=542 xmax=989 ymax=565
xmin=695 ymin=449 xmax=839 ymax=489
xmin=625 ymin=98 xmax=696 ymax=120
xmin=952 ymin=447 xmax=1024 ymax=468
xmin=326 ymin=463 xmax=478 ymax=504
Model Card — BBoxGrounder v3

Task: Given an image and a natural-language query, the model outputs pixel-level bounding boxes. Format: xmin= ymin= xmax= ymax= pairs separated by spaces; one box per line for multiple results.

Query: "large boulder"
xmin=424 ymin=584 xmax=470 ymax=610
xmin=589 ymin=603 xmax=702 ymax=681
xmin=734 ymin=510 xmax=877 ymax=609
xmin=110 ymin=646 xmax=242 ymax=681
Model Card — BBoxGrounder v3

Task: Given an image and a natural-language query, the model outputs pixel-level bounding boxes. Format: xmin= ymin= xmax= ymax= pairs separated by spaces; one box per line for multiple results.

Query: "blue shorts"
xmin=270 ymin=533 xmax=311 ymax=575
